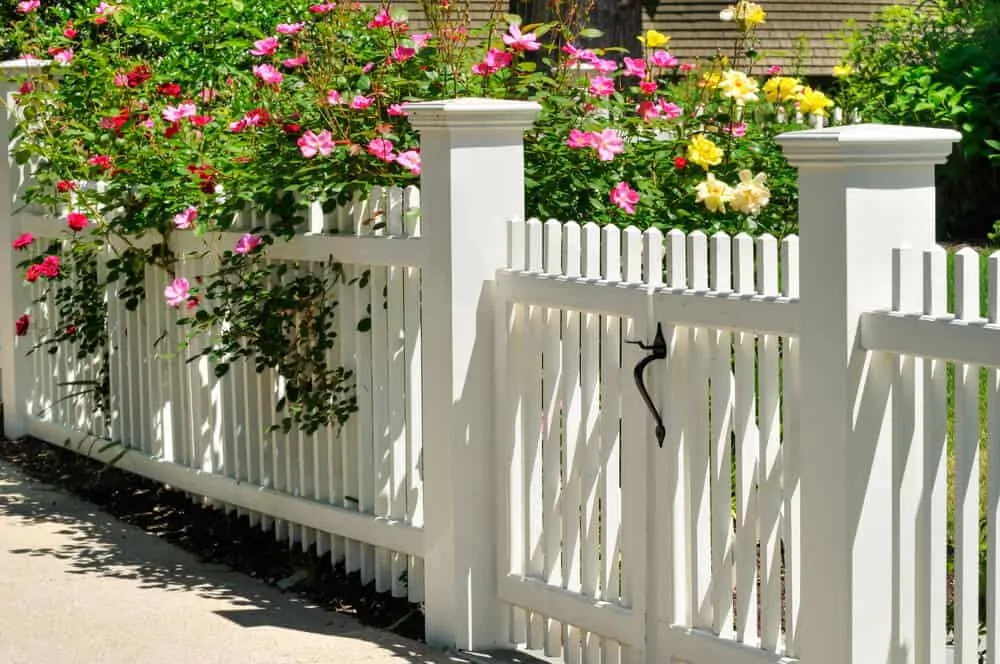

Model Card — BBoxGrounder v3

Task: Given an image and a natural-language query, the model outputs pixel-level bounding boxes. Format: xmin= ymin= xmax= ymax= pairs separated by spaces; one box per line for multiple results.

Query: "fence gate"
xmin=494 ymin=218 xmax=802 ymax=664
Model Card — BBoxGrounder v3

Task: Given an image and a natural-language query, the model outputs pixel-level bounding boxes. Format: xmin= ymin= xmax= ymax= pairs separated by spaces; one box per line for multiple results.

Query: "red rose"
xmin=56 ymin=180 xmax=76 ymax=193
xmin=190 ymin=115 xmax=213 ymax=127
xmin=25 ymin=265 xmax=41 ymax=282
xmin=12 ymin=232 xmax=33 ymax=250
xmin=156 ymin=82 xmax=181 ymax=97
xmin=15 ymin=315 xmax=29 ymax=337
xmin=674 ymin=156 xmax=687 ymax=169
xmin=164 ymin=122 xmax=181 ymax=138
xmin=126 ymin=65 xmax=152 ymax=88
xmin=38 ymin=255 xmax=60 ymax=278
xmin=88 ymin=154 xmax=113 ymax=170
xmin=66 ymin=325 xmax=77 ymax=335
xmin=63 ymin=23 xmax=78 ymax=39
xmin=67 ymin=212 xmax=88 ymax=232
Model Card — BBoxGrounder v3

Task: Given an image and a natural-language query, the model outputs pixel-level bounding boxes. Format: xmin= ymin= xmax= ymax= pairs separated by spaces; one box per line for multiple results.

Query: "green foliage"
xmin=836 ymin=0 xmax=1000 ymax=242
xmin=3 ymin=0 xmax=828 ymax=433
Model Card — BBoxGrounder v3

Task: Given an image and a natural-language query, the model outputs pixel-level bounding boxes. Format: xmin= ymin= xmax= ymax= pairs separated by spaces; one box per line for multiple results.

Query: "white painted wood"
xmin=560 ymin=221 xmax=584 ymax=664
xmin=338 ymin=197 xmax=361 ymax=572
xmin=776 ymin=122 xmax=960 ymax=664
xmin=953 ymin=247 xmax=980 ymax=664
xmin=687 ymin=231 xmax=712 ymax=630
xmin=732 ymin=233 xmax=759 ymax=645
xmin=891 ymin=247 xmax=923 ymax=664
xmin=403 ymin=186 xmax=424 ymax=603
xmin=710 ymin=231 xmax=735 ymax=640
xmin=756 ymin=234 xmax=782 ymax=652
xmin=988 ymin=252 xmax=1000 ymax=664
xmin=406 ymin=98 xmax=540 ymax=649
xmin=780 ymin=235 xmax=801 ymax=656
xmin=370 ymin=186 xmax=392 ymax=593
xmin=600 ymin=224 xmax=623 ymax=664
xmin=354 ymin=195 xmax=377 ymax=582
xmin=619 ymin=226 xmax=647 ymax=662
xmin=542 ymin=219 xmax=564 ymax=657
xmin=524 ymin=219 xmax=546 ymax=651
xmin=579 ymin=222 xmax=603 ymax=664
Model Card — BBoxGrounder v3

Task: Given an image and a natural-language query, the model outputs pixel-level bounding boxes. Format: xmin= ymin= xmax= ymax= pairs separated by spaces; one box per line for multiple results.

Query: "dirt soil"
xmin=0 ymin=436 xmax=424 ymax=641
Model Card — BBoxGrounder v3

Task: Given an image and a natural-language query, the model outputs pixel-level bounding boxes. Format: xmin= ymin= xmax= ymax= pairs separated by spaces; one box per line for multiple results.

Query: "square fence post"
xmin=776 ymin=124 xmax=960 ymax=664
xmin=0 ymin=60 xmax=47 ymax=440
xmin=405 ymin=98 xmax=541 ymax=650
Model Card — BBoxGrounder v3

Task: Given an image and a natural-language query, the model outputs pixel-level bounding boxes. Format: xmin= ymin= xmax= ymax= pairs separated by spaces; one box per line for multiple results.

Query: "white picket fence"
xmin=3 ymin=60 xmax=998 ymax=664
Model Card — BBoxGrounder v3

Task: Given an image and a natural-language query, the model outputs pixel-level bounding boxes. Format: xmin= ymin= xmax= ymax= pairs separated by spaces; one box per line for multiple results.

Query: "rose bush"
xmin=4 ymin=0 xmax=835 ymax=431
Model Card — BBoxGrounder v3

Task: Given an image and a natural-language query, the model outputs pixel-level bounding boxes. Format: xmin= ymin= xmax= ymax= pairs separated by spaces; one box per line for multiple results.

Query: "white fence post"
xmin=0 ymin=60 xmax=46 ymax=439
xmin=776 ymin=124 xmax=959 ymax=664
xmin=405 ymin=98 xmax=541 ymax=650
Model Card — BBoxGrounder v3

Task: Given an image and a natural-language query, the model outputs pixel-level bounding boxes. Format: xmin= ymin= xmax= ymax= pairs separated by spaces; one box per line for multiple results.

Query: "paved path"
xmin=0 ymin=460 xmax=547 ymax=664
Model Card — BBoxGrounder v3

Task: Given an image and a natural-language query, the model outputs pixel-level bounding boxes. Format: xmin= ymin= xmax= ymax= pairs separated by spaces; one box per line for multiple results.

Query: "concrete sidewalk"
xmin=0 ymin=460 xmax=545 ymax=664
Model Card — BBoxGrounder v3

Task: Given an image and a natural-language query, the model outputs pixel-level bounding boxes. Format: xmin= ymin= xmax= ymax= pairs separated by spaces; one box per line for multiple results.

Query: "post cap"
xmin=776 ymin=123 xmax=961 ymax=168
xmin=404 ymin=97 xmax=541 ymax=132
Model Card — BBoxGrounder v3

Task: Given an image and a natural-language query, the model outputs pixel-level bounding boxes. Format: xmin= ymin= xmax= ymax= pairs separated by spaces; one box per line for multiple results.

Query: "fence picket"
xmin=338 ymin=195 xmax=361 ymax=573
xmin=732 ymin=233 xmax=759 ymax=644
xmin=757 ymin=234 xmax=782 ymax=650
xmin=599 ymin=224 xmax=623 ymax=664
xmin=709 ymin=231 xmax=735 ymax=639
xmin=524 ymin=218 xmax=546 ymax=650
xmin=686 ymin=231 xmax=712 ymax=630
xmin=780 ymin=234 xmax=801 ymax=656
xmin=954 ymin=247 xmax=981 ymax=664
xmin=402 ymin=186 xmax=424 ymax=604
xmin=988 ymin=252 xmax=1000 ymax=664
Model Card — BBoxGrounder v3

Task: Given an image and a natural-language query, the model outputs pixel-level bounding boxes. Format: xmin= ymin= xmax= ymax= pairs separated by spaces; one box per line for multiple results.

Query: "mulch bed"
xmin=0 ymin=436 xmax=424 ymax=641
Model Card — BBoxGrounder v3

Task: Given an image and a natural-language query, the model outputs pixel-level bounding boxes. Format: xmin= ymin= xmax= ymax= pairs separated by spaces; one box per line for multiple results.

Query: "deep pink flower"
xmin=164 ymin=277 xmax=190 ymax=307
xmin=53 ymin=48 xmax=74 ymax=65
xmin=395 ymin=150 xmax=421 ymax=175
xmin=589 ymin=76 xmax=615 ymax=96
xmin=283 ymin=55 xmax=308 ymax=68
xmin=623 ymin=57 xmax=645 ymax=78
xmin=190 ymin=114 xmax=213 ymax=127
xmin=67 ymin=212 xmax=88 ymax=232
xmin=309 ymin=3 xmax=335 ymax=13
xmin=724 ymin=122 xmax=748 ymax=137
xmin=88 ymin=154 xmax=112 ymax=170
xmin=16 ymin=0 xmax=39 ymax=13
xmin=387 ymin=103 xmax=407 ymax=117
xmin=591 ymin=128 xmax=624 ymax=162
xmin=367 ymin=138 xmax=396 ymax=162
xmin=393 ymin=45 xmax=416 ymax=62
xmin=566 ymin=128 xmax=595 ymax=149
xmin=252 ymin=64 xmax=283 ymax=86
xmin=39 ymin=255 xmax=60 ymax=278
xmin=657 ymin=100 xmax=683 ymax=119
xmin=368 ymin=9 xmax=393 ymax=28
xmin=562 ymin=43 xmax=595 ymax=64
xmin=12 ymin=232 xmax=33 ymax=250
xmin=113 ymin=72 xmax=129 ymax=87
xmin=94 ymin=1 xmax=119 ymax=23
xmin=234 ymin=233 xmax=261 ymax=255
xmin=297 ymin=129 xmax=334 ymax=158
xmin=250 ymin=36 xmax=279 ymax=56
xmin=25 ymin=265 xmax=41 ymax=282
xmin=63 ymin=23 xmax=78 ymax=38
xmin=679 ymin=63 xmax=695 ymax=73
xmin=362 ymin=61 xmax=376 ymax=73
xmin=473 ymin=48 xmax=512 ymax=76
xmin=592 ymin=58 xmax=617 ymax=74
xmin=649 ymin=50 xmax=678 ymax=68
xmin=174 ymin=206 xmax=197 ymax=229
xmin=350 ymin=95 xmax=373 ymax=110
xmin=610 ymin=182 xmax=639 ymax=214
xmin=502 ymin=23 xmax=540 ymax=52
xmin=410 ymin=32 xmax=432 ymax=48
xmin=766 ymin=65 xmax=782 ymax=75
xmin=327 ymin=90 xmax=343 ymax=105
xmin=637 ymin=101 xmax=659 ymax=122
xmin=162 ymin=102 xmax=196 ymax=122
xmin=639 ymin=81 xmax=658 ymax=94
xmin=15 ymin=314 xmax=29 ymax=337
xmin=276 ymin=22 xmax=304 ymax=34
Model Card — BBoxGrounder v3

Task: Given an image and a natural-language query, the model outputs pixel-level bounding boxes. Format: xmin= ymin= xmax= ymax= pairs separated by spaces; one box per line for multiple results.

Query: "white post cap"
xmin=777 ymin=123 xmax=961 ymax=167
xmin=1 ymin=59 xmax=51 ymax=79
xmin=404 ymin=97 xmax=541 ymax=131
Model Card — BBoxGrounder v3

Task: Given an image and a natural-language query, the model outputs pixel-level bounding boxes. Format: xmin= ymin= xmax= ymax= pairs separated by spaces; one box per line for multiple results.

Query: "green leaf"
xmin=356 ymin=317 xmax=371 ymax=332
xmin=579 ymin=28 xmax=604 ymax=39
xmin=503 ymin=13 xmax=522 ymax=25
xmin=214 ymin=363 xmax=230 ymax=378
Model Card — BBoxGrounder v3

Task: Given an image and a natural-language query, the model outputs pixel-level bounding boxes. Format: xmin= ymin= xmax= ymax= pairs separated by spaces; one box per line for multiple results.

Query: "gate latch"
xmin=625 ymin=323 xmax=667 ymax=448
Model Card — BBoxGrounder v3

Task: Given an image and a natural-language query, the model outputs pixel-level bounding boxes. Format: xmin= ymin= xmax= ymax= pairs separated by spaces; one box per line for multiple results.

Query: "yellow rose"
xmin=701 ymin=70 xmax=723 ymax=89
xmin=798 ymin=86 xmax=834 ymax=116
xmin=832 ymin=64 xmax=853 ymax=78
xmin=741 ymin=2 xmax=766 ymax=28
xmin=718 ymin=69 xmax=759 ymax=104
xmin=762 ymin=76 xmax=803 ymax=103
xmin=730 ymin=170 xmax=770 ymax=215
xmin=695 ymin=174 xmax=734 ymax=213
xmin=687 ymin=135 xmax=724 ymax=170
xmin=638 ymin=29 xmax=670 ymax=48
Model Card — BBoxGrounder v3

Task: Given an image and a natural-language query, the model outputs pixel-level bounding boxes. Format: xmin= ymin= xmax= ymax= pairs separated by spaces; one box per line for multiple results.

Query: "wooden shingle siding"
xmin=364 ymin=0 xmax=901 ymax=74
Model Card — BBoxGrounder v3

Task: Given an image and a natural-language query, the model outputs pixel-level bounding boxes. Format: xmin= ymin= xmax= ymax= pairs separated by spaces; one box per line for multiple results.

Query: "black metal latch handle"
xmin=625 ymin=323 xmax=667 ymax=447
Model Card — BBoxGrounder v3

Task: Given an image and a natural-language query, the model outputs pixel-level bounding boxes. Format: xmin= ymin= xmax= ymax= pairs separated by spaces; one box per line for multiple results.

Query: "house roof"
xmin=643 ymin=0 xmax=900 ymax=74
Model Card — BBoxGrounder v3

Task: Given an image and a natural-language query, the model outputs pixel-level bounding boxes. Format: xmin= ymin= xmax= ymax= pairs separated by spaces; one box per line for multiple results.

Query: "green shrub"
xmin=836 ymin=0 xmax=1000 ymax=243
